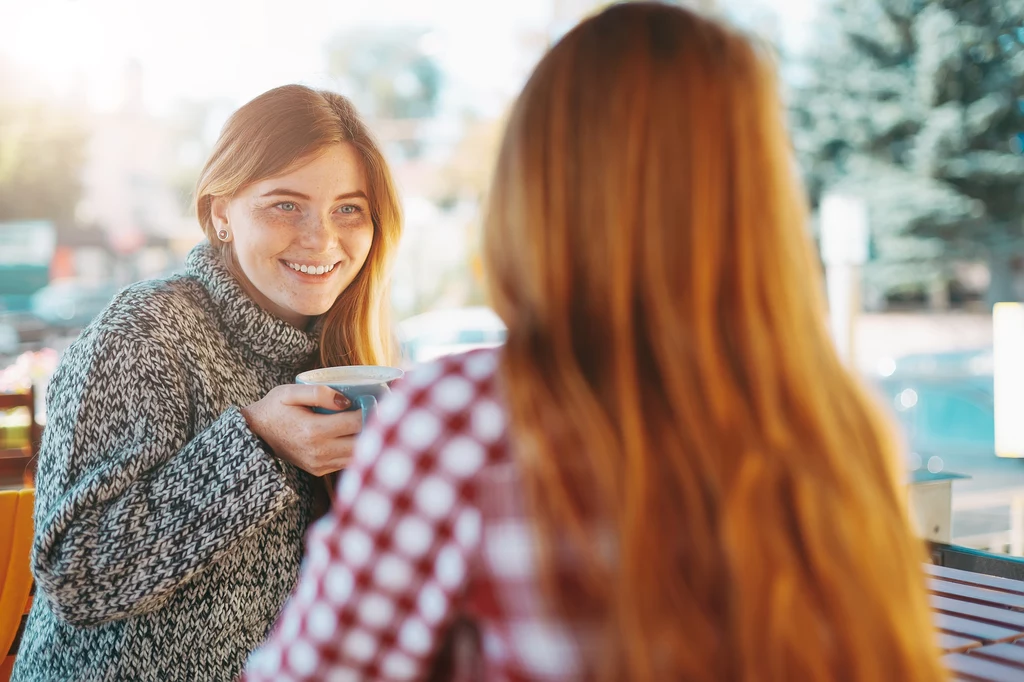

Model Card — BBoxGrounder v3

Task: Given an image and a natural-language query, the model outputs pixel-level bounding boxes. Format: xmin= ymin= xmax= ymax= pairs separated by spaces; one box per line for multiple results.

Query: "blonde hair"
xmin=195 ymin=84 xmax=400 ymax=367
xmin=483 ymin=4 xmax=944 ymax=681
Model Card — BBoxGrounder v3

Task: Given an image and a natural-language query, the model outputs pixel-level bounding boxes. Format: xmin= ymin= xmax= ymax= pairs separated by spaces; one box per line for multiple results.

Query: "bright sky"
xmin=0 ymin=0 xmax=819 ymax=115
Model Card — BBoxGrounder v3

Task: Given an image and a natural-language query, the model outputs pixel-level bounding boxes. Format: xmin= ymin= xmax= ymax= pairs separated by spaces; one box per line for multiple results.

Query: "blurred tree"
xmin=326 ymin=27 xmax=442 ymax=125
xmin=434 ymin=115 xmax=504 ymax=208
xmin=164 ymin=98 xmax=231 ymax=217
xmin=791 ymin=0 xmax=1024 ymax=307
xmin=421 ymin=115 xmax=506 ymax=309
xmin=0 ymin=97 xmax=87 ymax=226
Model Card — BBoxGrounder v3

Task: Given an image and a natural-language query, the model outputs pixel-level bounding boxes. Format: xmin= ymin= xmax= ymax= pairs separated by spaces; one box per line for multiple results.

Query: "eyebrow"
xmin=259 ymin=189 xmax=369 ymax=202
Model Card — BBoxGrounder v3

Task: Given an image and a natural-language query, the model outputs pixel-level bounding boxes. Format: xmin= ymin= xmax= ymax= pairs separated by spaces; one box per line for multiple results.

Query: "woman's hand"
xmin=241 ymin=384 xmax=362 ymax=476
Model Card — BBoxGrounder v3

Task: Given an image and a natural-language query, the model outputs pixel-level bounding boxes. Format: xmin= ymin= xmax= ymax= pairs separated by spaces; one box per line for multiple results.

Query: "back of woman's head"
xmin=483 ymin=3 xmax=943 ymax=680
xmin=195 ymin=84 xmax=401 ymax=367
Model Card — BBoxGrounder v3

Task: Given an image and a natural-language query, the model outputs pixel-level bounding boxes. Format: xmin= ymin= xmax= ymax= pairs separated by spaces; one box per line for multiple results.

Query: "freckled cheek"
xmin=243 ymin=213 xmax=296 ymax=248
xmin=339 ymin=224 xmax=375 ymax=263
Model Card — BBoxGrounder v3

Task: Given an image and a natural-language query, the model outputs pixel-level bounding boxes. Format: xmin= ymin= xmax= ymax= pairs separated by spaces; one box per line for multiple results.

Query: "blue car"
xmin=29 ymin=280 xmax=120 ymax=331
xmin=871 ymin=348 xmax=1006 ymax=475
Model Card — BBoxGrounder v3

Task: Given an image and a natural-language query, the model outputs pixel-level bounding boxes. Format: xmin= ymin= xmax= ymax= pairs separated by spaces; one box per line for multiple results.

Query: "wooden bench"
xmin=930 ymin=563 xmax=1024 ymax=679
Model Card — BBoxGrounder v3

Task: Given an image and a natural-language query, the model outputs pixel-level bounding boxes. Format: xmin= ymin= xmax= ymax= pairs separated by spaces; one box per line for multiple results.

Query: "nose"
xmin=296 ymin=212 xmax=335 ymax=250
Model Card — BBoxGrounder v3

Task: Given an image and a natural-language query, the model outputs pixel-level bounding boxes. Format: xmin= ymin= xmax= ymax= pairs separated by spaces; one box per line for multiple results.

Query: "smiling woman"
xmin=196 ymin=85 xmax=402 ymax=367
xmin=11 ymin=85 xmax=403 ymax=682
xmin=209 ymin=144 xmax=376 ymax=329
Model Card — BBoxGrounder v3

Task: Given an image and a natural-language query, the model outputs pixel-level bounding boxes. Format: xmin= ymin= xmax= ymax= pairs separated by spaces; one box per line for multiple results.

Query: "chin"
xmin=275 ymin=286 xmax=346 ymax=319
xmin=295 ymin=304 xmax=336 ymax=318
xmin=294 ymin=298 xmax=339 ymax=317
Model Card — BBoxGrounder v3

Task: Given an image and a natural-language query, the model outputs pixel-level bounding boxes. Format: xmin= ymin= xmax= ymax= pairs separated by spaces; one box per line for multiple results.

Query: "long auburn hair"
xmin=194 ymin=84 xmax=400 ymax=367
xmin=482 ymin=4 xmax=944 ymax=680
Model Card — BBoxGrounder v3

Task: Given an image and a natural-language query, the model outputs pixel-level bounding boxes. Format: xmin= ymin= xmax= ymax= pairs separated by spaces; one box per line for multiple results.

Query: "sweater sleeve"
xmin=30 ymin=325 xmax=299 ymax=627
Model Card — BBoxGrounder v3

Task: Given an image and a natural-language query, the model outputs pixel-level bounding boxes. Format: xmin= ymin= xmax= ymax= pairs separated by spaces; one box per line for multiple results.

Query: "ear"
xmin=210 ymin=196 xmax=230 ymax=231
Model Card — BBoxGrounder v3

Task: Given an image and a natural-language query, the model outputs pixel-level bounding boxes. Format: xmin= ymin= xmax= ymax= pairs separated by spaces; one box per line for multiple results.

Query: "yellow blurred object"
xmin=0 ymin=389 xmax=39 ymax=490
xmin=0 ymin=389 xmax=37 ymax=456
xmin=0 ymin=488 xmax=34 ymax=681
xmin=470 ymin=253 xmax=483 ymax=283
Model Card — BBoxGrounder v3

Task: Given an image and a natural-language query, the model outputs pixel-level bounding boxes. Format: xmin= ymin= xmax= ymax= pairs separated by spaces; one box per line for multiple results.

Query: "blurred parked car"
xmin=0 ymin=320 xmax=17 ymax=356
xmin=0 ymin=311 xmax=52 ymax=353
xmin=871 ymin=347 xmax=1001 ymax=475
xmin=30 ymin=280 xmax=120 ymax=331
xmin=398 ymin=307 xmax=506 ymax=365
xmin=877 ymin=347 xmax=993 ymax=379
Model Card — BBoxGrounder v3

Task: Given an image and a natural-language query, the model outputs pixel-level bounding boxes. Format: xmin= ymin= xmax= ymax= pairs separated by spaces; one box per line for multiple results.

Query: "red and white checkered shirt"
xmin=243 ymin=348 xmax=585 ymax=681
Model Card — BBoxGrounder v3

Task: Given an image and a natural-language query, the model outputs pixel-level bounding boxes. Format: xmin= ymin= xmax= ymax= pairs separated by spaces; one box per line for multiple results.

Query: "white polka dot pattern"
xmin=324 ymin=565 xmax=353 ymax=604
xmin=342 ymin=628 xmax=376 ymax=663
xmin=357 ymin=592 xmax=395 ymax=629
xmin=399 ymin=410 xmax=442 ymax=449
xmin=375 ymin=449 xmax=413 ymax=490
xmin=472 ymin=399 xmax=506 ymax=443
xmin=486 ymin=521 xmax=535 ymax=579
xmin=381 ymin=651 xmax=417 ymax=680
xmin=325 ymin=669 xmax=360 ymax=682
xmin=483 ymin=628 xmax=509 ymax=662
xmin=430 ymin=375 xmax=474 ymax=411
xmin=304 ymin=530 xmax=331 ymax=574
xmin=414 ymin=475 xmax=455 ymax=519
xmin=398 ymin=617 xmax=432 ymax=654
xmin=435 ymin=544 xmax=466 ymax=588
xmin=406 ymin=361 xmax=444 ymax=388
xmin=373 ymin=553 xmax=413 ymax=593
xmin=352 ymin=427 xmax=382 ymax=467
xmin=248 ymin=646 xmax=281 ymax=677
xmin=512 ymin=623 xmax=582 ymax=676
xmin=416 ymin=582 xmax=448 ymax=625
xmin=394 ymin=516 xmax=434 ymax=558
xmin=279 ymin=609 xmax=301 ymax=642
xmin=375 ymin=389 xmax=409 ymax=427
xmin=337 ymin=469 xmax=362 ymax=505
xmin=464 ymin=350 xmax=498 ymax=379
xmin=439 ymin=436 xmax=485 ymax=478
xmin=306 ymin=603 xmax=338 ymax=642
xmin=341 ymin=527 xmax=373 ymax=567
xmin=454 ymin=508 xmax=482 ymax=548
xmin=287 ymin=640 xmax=319 ymax=676
xmin=352 ymin=488 xmax=392 ymax=530
xmin=294 ymin=572 xmax=319 ymax=607
xmin=243 ymin=349 xmax=584 ymax=682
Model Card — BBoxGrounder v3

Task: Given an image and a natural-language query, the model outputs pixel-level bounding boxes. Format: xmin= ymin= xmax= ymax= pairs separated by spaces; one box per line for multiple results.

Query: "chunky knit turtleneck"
xmin=14 ymin=241 xmax=322 ymax=682
xmin=186 ymin=242 xmax=319 ymax=371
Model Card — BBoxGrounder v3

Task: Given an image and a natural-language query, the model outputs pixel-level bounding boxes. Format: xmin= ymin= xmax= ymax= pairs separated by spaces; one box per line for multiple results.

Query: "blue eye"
xmin=277 ymin=202 xmax=297 ymax=212
xmin=338 ymin=205 xmax=359 ymax=215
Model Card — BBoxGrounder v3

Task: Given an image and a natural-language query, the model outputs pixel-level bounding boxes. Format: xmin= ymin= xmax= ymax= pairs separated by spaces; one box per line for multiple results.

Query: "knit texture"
xmin=12 ymin=242 xmax=322 ymax=682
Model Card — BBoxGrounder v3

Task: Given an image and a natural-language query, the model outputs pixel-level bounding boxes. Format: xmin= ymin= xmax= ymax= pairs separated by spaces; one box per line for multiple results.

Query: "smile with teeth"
xmin=284 ymin=261 xmax=338 ymax=276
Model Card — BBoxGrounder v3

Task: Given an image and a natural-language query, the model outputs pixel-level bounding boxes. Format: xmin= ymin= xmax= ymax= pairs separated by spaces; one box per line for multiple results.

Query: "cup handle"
xmin=355 ymin=394 xmax=377 ymax=425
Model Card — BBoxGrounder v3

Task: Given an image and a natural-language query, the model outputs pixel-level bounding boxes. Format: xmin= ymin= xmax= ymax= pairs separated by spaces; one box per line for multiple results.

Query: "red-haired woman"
xmin=246 ymin=4 xmax=944 ymax=681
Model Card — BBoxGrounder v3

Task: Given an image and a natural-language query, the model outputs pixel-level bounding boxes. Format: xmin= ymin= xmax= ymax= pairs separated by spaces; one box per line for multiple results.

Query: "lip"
xmin=279 ymin=259 xmax=341 ymax=280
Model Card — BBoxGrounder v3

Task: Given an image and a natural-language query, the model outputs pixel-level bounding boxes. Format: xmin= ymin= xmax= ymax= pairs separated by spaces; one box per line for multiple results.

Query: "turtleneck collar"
xmin=185 ymin=241 xmax=320 ymax=371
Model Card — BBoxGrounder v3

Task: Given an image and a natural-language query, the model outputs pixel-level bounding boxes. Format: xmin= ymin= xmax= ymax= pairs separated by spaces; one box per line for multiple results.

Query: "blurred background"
xmin=0 ymin=0 xmax=1022 ymax=550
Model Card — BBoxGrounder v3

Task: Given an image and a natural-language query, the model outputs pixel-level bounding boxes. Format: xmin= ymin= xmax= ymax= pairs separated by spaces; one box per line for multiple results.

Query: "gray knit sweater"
xmin=12 ymin=242 xmax=322 ymax=682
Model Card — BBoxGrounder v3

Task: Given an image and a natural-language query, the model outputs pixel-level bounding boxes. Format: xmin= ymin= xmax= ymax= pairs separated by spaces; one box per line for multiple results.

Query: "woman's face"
xmin=211 ymin=143 xmax=374 ymax=328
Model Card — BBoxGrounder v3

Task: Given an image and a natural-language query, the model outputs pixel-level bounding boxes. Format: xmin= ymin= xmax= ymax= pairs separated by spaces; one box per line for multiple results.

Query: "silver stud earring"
xmin=217 ymin=229 xmax=229 ymax=241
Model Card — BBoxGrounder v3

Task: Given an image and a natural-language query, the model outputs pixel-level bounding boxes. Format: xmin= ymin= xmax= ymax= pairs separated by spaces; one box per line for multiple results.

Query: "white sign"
xmin=820 ymin=193 xmax=869 ymax=266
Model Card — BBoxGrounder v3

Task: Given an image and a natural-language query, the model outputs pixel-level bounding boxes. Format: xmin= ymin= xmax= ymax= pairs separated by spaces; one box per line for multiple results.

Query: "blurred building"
xmin=76 ymin=60 xmax=197 ymax=276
